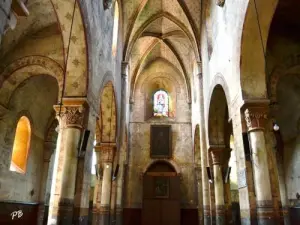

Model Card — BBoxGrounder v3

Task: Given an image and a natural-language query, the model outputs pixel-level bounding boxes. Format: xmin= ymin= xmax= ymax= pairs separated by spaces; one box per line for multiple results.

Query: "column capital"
xmin=241 ymin=100 xmax=269 ymax=132
xmin=209 ymin=145 xmax=226 ymax=165
xmin=95 ymin=143 xmax=116 ymax=163
xmin=54 ymin=98 xmax=88 ymax=129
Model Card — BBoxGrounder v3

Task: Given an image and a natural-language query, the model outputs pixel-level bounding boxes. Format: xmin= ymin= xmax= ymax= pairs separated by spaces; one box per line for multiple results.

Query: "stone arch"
xmin=143 ymin=159 xmax=181 ymax=175
xmin=268 ymin=54 xmax=300 ymax=103
xmin=207 ymin=74 xmax=231 ymax=119
xmin=0 ymin=56 xmax=63 ymax=106
xmin=207 ymin=84 xmax=229 ymax=147
xmin=239 ymin=0 xmax=279 ymax=98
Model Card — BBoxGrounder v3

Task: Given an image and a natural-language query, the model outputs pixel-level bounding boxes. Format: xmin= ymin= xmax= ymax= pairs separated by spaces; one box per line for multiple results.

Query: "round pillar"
xmin=244 ymin=104 xmax=275 ymax=225
xmin=210 ymin=147 xmax=225 ymax=225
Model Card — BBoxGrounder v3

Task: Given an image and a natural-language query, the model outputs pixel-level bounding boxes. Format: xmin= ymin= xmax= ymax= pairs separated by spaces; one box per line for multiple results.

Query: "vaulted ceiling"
xmin=123 ymin=0 xmax=202 ymax=101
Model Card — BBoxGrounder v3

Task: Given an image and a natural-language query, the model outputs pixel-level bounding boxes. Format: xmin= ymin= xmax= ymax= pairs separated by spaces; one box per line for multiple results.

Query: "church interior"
xmin=0 ymin=0 xmax=300 ymax=225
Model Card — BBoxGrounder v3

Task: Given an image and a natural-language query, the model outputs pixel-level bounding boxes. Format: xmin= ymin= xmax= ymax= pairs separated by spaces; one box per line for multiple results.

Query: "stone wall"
xmin=125 ymin=65 xmax=196 ymax=211
xmin=0 ymin=75 xmax=58 ymax=204
xmin=0 ymin=0 xmax=11 ymax=45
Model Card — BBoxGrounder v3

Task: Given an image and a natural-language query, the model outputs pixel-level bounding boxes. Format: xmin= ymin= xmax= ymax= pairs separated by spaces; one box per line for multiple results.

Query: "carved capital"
xmin=103 ymin=0 xmax=113 ymax=10
xmin=54 ymin=98 xmax=88 ymax=129
xmin=209 ymin=146 xmax=225 ymax=165
xmin=95 ymin=143 xmax=116 ymax=163
xmin=244 ymin=107 xmax=268 ymax=131
xmin=216 ymin=0 xmax=225 ymax=7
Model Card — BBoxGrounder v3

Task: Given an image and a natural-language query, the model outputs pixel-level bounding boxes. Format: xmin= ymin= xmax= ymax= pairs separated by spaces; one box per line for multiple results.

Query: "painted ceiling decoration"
xmin=123 ymin=0 xmax=201 ymax=103
xmin=0 ymin=0 xmax=88 ymax=99
xmin=100 ymin=82 xmax=117 ymax=143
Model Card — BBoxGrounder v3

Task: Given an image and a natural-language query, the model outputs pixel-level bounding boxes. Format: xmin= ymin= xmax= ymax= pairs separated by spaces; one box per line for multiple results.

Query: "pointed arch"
xmin=100 ymin=81 xmax=117 ymax=143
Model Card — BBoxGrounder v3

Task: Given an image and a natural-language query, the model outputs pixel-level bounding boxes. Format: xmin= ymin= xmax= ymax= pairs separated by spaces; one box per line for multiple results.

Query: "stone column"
xmin=210 ymin=146 xmax=225 ymax=225
xmin=37 ymin=142 xmax=55 ymax=225
xmin=99 ymin=143 xmax=116 ymax=225
xmin=197 ymin=64 xmax=211 ymax=225
xmin=243 ymin=104 xmax=275 ymax=225
xmin=222 ymin=148 xmax=232 ymax=225
xmin=47 ymin=100 xmax=87 ymax=225
xmin=270 ymin=103 xmax=290 ymax=225
xmin=115 ymin=62 xmax=129 ymax=225
xmin=92 ymin=145 xmax=103 ymax=225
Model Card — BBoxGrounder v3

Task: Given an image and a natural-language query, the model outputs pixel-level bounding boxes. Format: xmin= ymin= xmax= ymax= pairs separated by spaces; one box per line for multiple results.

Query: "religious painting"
xmin=154 ymin=177 xmax=169 ymax=198
xmin=153 ymin=90 xmax=169 ymax=117
xmin=150 ymin=125 xmax=172 ymax=158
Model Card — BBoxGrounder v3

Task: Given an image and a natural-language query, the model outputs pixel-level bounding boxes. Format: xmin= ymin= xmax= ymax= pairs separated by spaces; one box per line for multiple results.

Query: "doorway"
xmin=142 ymin=161 xmax=180 ymax=225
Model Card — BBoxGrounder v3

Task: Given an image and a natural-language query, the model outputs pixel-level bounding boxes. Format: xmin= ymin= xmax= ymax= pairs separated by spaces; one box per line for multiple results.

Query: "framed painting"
xmin=150 ymin=125 xmax=172 ymax=158
xmin=154 ymin=177 xmax=169 ymax=198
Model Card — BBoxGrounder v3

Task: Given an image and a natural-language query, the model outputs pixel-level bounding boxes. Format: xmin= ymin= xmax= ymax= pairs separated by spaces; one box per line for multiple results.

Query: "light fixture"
xmin=273 ymin=123 xmax=280 ymax=131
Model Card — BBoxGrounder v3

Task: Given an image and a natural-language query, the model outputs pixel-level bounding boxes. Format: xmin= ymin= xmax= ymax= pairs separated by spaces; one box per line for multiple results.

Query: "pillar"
xmin=114 ymin=61 xmax=129 ymax=225
xmin=270 ymin=103 xmax=290 ymax=225
xmin=47 ymin=100 xmax=87 ymax=225
xmin=210 ymin=146 xmax=225 ymax=225
xmin=197 ymin=64 xmax=211 ymax=225
xmin=92 ymin=145 xmax=103 ymax=225
xmin=243 ymin=103 xmax=275 ymax=225
xmin=222 ymin=148 xmax=232 ymax=225
xmin=37 ymin=142 xmax=55 ymax=225
xmin=99 ymin=143 xmax=116 ymax=225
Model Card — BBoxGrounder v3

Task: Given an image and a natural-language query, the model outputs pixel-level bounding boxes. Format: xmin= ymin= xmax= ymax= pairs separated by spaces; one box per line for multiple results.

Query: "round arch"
xmin=239 ymin=0 xmax=279 ymax=98
xmin=207 ymin=84 xmax=230 ymax=146
xmin=0 ymin=56 xmax=63 ymax=106
xmin=143 ymin=159 xmax=181 ymax=175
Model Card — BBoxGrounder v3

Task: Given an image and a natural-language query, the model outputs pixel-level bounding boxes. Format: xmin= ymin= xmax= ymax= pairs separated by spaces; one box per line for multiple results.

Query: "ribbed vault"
xmin=123 ymin=0 xmax=201 ymax=103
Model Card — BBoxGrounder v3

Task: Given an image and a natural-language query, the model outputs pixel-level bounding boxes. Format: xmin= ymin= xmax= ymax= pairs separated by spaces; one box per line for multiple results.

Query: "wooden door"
xmin=142 ymin=175 xmax=180 ymax=225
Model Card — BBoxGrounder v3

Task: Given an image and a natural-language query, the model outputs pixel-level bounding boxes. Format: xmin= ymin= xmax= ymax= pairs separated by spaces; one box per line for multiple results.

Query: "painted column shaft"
xmin=99 ymin=162 xmax=113 ymax=225
xmin=249 ymin=131 xmax=272 ymax=202
xmin=210 ymin=148 xmax=225 ymax=225
xmin=47 ymin=103 xmax=86 ymax=225
xmin=197 ymin=68 xmax=211 ymax=225
xmin=244 ymin=105 xmax=275 ymax=225
xmin=47 ymin=127 xmax=81 ymax=225
xmin=214 ymin=165 xmax=225 ymax=225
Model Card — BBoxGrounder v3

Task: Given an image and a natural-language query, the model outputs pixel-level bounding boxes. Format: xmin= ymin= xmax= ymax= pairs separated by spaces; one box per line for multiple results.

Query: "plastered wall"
xmin=0 ymin=75 xmax=58 ymax=203
xmin=125 ymin=66 xmax=196 ymax=209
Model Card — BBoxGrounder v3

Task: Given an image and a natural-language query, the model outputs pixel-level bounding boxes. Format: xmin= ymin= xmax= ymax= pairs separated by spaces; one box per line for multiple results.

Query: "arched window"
xmin=153 ymin=90 xmax=169 ymax=117
xmin=10 ymin=116 xmax=31 ymax=174
xmin=112 ymin=1 xmax=119 ymax=56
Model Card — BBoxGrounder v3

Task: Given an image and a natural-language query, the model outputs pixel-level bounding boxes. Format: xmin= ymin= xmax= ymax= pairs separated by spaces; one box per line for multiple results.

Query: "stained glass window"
xmin=153 ymin=90 xmax=169 ymax=117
